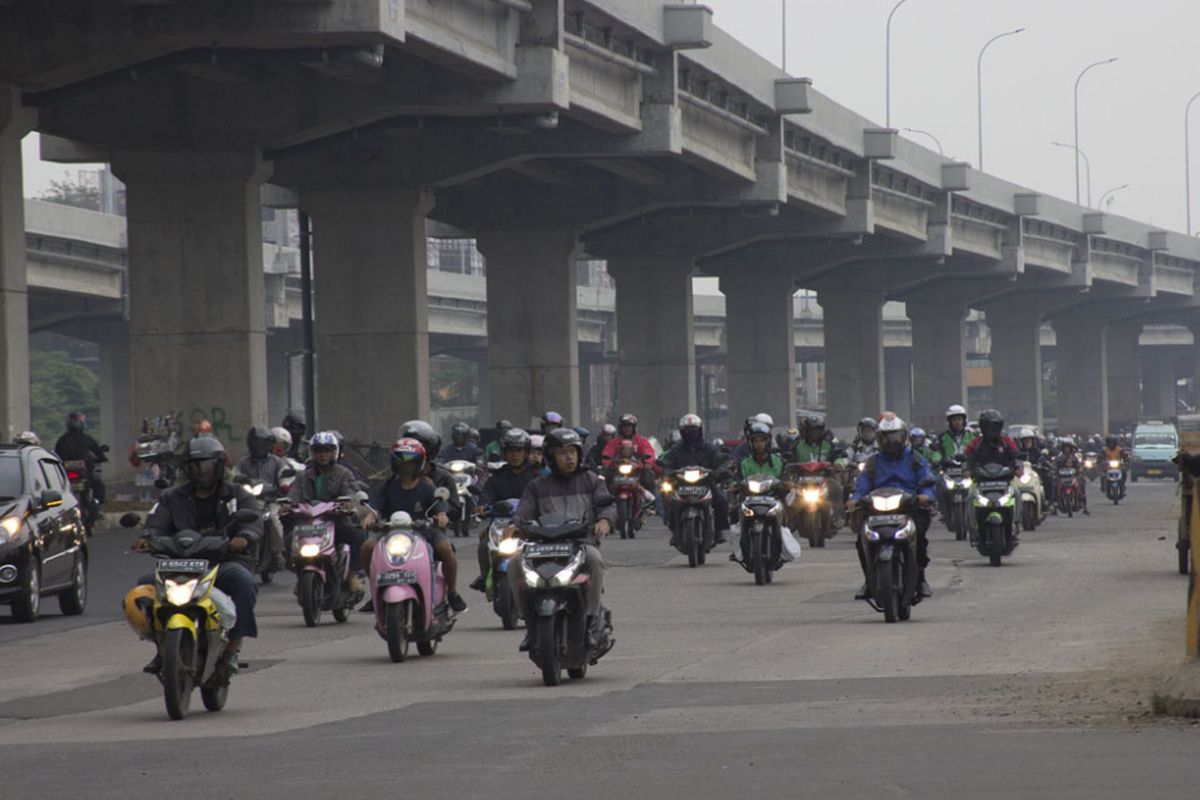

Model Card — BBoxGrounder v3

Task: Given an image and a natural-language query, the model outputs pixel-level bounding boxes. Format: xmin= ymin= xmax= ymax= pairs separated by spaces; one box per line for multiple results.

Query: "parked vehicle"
xmin=859 ymin=487 xmax=920 ymax=623
xmin=0 ymin=444 xmax=87 ymax=622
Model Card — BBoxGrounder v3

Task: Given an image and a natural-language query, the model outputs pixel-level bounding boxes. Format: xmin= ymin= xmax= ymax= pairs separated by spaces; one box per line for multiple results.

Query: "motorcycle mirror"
xmin=119 ymin=512 xmax=142 ymax=528
xmin=353 ymin=490 xmax=369 ymax=503
xmin=433 ymin=487 xmax=451 ymax=501
xmin=467 ymin=484 xmax=482 ymax=495
xmin=153 ymin=478 xmax=170 ymax=490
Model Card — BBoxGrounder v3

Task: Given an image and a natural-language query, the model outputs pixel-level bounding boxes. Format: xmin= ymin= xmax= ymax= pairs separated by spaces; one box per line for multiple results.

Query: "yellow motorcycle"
xmin=122 ymin=510 xmax=256 ymax=720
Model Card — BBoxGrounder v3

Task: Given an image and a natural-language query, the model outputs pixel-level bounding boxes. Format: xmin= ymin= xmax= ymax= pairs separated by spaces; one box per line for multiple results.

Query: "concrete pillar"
xmin=1190 ymin=321 xmax=1200 ymax=412
xmin=909 ymin=305 xmax=967 ymax=431
xmin=266 ymin=324 xmax=303 ymax=426
xmin=883 ymin=347 xmax=913 ymax=423
xmin=0 ymin=86 xmax=32 ymax=438
xmin=818 ymin=288 xmax=884 ymax=430
xmin=113 ymin=150 xmax=271 ymax=453
xmin=476 ymin=230 xmax=580 ymax=427
xmin=304 ymin=187 xmax=432 ymax=444
xmin=608 ymin=256 xmax=696 ymax=436
xmin=986 ymin=307 xmax=1044 ymax=428
xmin=1142 ymin=350 xmax=1178 ymax=421
xmin=798 ymin=361 xmax=822 ymax=411
xmin=1106 ymin=321 xmax=1142 ymax=432
xmin=1052 ymin=314 xmax=1107 ymax=435
xmin=98 ymin=335 xmax=133 ymax=484
xmin=721 ymin=269 xmax=796 ymax=431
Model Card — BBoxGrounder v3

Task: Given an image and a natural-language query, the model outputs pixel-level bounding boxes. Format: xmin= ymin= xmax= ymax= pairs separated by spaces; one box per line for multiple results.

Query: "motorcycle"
xmin=231 ymin=475 xmax=288 ymax=584
xmin=940 ymin=457 xmax=973 ymax=541
xmin=970 ymin=463 xmax=1018 ymax=566
xmin=1082 ymin=452 xmax=1099 ymax=483
xmin=738 ymin=474 xmax=785 ymax=585
xmin=445 ymin=459 xmax=478 ymax=538
xmin=1102 ymin=459 xmax=1125 ymax=505
xmin=1015 ymin=461 xmax=1046 ymax=532
xmin=858 ymin=488 xmax=920 ymax=623
xmin=368 ymin=490 xmax=457 ymax=663
xmin=608 ymin=458 xmax=646 ymax=540
xmin=484 ymin=499 xmax=522 ymax=630
xmin=785 ymin=461 xmax=836 ymax=548
xmin=1056 ymin=465 xmax=1083 ymax=518
xmin=286 ymin=495 xmax=365 ymax=627
xmin=512 ymin=511 xmax=613 ymax=686
xmin=660 ymin=466 xmax=716 ymax=568
xmin=120 ymin=509 xmax=257 ymax=720
xmin=64 ymin=447 xmax=107 ymax=537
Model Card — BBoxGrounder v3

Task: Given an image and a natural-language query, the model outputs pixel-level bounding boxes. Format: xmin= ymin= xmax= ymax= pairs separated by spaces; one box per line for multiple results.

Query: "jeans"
xmin=138 ymin=561 xmax=258 ymax=640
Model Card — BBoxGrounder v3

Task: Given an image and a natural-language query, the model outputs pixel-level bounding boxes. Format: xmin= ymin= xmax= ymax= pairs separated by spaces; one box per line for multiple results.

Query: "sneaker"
xmin=918 ymin=580 xmax=933 ymax=598
xmin=345 ymin=574 xmax=365 ymax=594
xmin=359 ymin=598 xmax=375 ymax=613
xmin=143 ymin=653 xmax=162 ymax=674
xmin=448 ymin=592 xmax=468 ymax=613
xmin=854 ymin=582 xmax=869 ymax=601
xmin=469 ymin=575 xmax=487 ymax=593
xmin=518 ymin=633 xmax=531 ymax=652
xmin=1082 ymin=507 xmax=1090 ymax=516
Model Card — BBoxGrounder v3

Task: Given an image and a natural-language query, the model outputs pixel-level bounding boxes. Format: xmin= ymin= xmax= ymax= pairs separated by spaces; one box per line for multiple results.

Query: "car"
xmin=1131 ymin=422 xmax=1179 ymax=482
xmin=0 ymin=443 xmax=88 ymax=621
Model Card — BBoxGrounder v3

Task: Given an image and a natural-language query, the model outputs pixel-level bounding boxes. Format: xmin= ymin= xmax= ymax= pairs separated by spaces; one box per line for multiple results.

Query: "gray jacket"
xmin=515 ymin=468 xmax=617 ymax=527
xmin=293 ymin=462 xmax=360 ymax=504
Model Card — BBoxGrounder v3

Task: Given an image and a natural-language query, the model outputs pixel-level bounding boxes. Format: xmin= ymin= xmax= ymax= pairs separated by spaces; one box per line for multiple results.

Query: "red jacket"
xmin=964 ymin=435 xmax=1020 ymax=468
xmin=601 ymin=435 xmax=657 ymax=471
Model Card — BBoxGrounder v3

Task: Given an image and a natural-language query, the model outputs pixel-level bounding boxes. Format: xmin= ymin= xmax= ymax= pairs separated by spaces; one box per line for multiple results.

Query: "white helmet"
xmin=877 ymin=413 xmax=908 ymax=455
xmin=270 ymin=426 xmax=292 ymax=447
xmin=753 ymin=413 xmax=775 ymax=428
xmin=945 ymin=404 xmax=967 ymax=420
xmin=387 ymin=511 xmax=414 ymax=528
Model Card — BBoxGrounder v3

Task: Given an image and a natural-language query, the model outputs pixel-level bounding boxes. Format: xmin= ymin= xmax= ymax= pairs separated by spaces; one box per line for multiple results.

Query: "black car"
xmin=0 ymin=444 xmax=88 ymax=621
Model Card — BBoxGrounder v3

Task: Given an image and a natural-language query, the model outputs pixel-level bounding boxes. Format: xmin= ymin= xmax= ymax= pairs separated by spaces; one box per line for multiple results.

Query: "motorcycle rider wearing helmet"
xmin=846 ymin=417 xmax=879 ymax=463
xmin=737 ymin=422 xmax=786 ymax=480
xmin=776 ymin=428 xmax=801 ymax=458
xmin=1053 ymin=438 xmax=1090 ymax=514
xmin=130 ymin=435 xmax=262 ymax=672
xmin=469 ymin=427 xmax=540 ymax=593
xmin=529 ymin=435 xmax=547 ymax=473
xmin=540 ymin=411 xmax=565 ymax=435
xmin=601 ymin=414 xmax=658 ymax=490
xmin=728 ymin=413 xmax=777 ymax=465
xmin=440 ymin=421 xmax=483 ymax=464
xmin=398 ymin=419 xmax=463 ymax=532
xmin=234 ymin=426 xmax=289 ymax=570
xmin=55 ymin=411 xmax=108 ymax=505
xmin=658 ymin=414 xmax=731 ymax=545
xmin=483 ymin=420 xmax=515 ymax=462
xmin=361 ymin=438 xmax=464 ymax=611
xmin=909 ymin=427 xmax=939 ymax=465
xmin=1102 ymin=434 xmax=1129 ymax=493
xmin=586 ymin=423 xmax=617 ymax=467
xmin=281 ymin=410 xmax=308 ymax=461
xmin=848 ymin=413 xmax=936 ymax=600
xmin=793 ymin=414 xmax=848 ymax=524
xmin=510 ymin=428 xmax=615 ymax=653
xmin=288 ymin=431 xmax=368 ymax=591
xmin=938 ymin=404 xmax=976 ymax=461
xmin=963 ymin=410 xmax=1020 ymax=474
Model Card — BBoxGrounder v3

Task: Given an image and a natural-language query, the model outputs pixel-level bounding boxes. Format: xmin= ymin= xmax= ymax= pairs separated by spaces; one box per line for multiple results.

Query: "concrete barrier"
xmin=1152 ymin=472 xmax=1200 ymax=717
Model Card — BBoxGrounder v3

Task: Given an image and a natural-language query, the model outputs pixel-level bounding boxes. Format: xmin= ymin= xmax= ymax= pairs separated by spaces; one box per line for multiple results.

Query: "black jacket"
xmin=659 ymin=441 xmax=725 ymax=472
xmin=481 ymin=464 xmax=538 ymax=506
xmin=55 ymin=431 xmax=106 ymax=471
xmin=143 ymin=481 xmax=263 ymax=569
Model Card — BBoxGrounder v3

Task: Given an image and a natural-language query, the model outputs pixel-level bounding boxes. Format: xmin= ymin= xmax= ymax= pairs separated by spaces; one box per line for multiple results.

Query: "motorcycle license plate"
xmin=293 ymin=524 xmax=325 ymax=537
xmin=1148 ymin=469 xmax=1162 ymax=476
xmin=979 ymin=481 xmax=1009 ymax=492
xmin=377 ymin=570 xmax=417 ymax=586
xmin=156 ymin=559 xmax=209 ymax=573
xmin=525 ymin=543 xmax=575 ymax=558
xmin=676 ymin=485 xmax=707 ymax=497
xmin=798 ymin=477 xmax=823 ymax=485
xmin=1058 ymin=470 xmax=1076 ymax=477
xmin=869 ymin=514 xmax=907 ymax=526
xmin=613 ymin=477 xmax=636 ymax=486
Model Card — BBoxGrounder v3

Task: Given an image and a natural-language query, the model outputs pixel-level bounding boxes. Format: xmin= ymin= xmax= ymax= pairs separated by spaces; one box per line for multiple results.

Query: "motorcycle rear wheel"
xmin=299 ymin=571 xmax=323 ymax=627
xmin=537 ymin=615 xmax=560 ymax=686
xmin=162 ymin=628 xmax=195 ymax=721
xmin=386 ymin=601 xmax=410 ymax=663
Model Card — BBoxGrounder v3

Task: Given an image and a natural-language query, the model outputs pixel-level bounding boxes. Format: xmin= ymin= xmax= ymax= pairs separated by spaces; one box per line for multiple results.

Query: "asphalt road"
xmin=1 ymin=480 xmax=1196 ymax=799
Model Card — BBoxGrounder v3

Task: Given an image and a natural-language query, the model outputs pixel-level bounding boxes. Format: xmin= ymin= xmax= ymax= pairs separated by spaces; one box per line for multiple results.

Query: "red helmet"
xmin=390 ymin=437 xmax=426 ymax=476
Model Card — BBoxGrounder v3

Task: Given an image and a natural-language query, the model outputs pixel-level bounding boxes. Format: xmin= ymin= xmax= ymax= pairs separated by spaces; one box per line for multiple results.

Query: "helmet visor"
xmin=877 ymin=430 xmax=907 ymax=455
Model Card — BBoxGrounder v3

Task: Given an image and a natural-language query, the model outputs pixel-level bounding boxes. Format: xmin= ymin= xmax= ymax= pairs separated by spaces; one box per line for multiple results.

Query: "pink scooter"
xmin=369 ymin=504 xmax=457 ymax=663
xmin=286 ymin=496 xmax=364 ymax=627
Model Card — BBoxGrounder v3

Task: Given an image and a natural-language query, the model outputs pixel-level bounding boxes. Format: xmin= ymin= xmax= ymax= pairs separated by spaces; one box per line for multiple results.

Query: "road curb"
xmin=1152 ymin=659 xmax=1200 ymax=718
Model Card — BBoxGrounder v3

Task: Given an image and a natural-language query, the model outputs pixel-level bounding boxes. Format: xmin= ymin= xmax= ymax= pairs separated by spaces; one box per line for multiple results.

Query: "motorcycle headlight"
xmin=962 ymin=478 xmax=973 ymax=488
xmin=552 ymin=551 xmax=585 ymax=587
xmin=1084 ymin=458 xmax=1096 ymax=469
xmin=618 ymin=464 xmax=634 ymax=475
xmin=497 ymin=537 xmax=521 ymax=557
xmin=801 ymin=488 xmax=821 ymax=504
xmin=660 ymin=481 xmax=673 ymax=494
xmin=164 ymin=577 xmax=199 ymax=606
xmin=385 ymin=533 xmax=413 ymax=559
xmin=863 ymin=529 xmax=880 ymax=541
xmin=944 ymin=477 xmax=955 ymax=489
xmin=521 ymin=562 xmax=542 ymax=588
xmin=747 ymin=479 xmax=765 ymax=494
xmin=1108 ymin=461 xmax=1121 ymax=469
xmin=683 ymin=469 xmax=702 ymax=484
xmin=298 ymin=542 xmax=320 ymax=558
xmin=743 ymin=505 xmax=756 ymax=517
xmin=1019 ymin=473 xmax=1031 ymax=485
xmin=871 ymin=494 xmax=903 ymax=512
xmin=857 ymin=462 xmax=866 ymax=473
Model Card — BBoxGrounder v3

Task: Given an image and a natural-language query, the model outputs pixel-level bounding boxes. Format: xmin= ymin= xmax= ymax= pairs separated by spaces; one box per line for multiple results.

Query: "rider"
xmin=483 ymin=420 xmax=515 ymax=462
xmin=1102 ymin=434 xmax=1129 ymax=494
xmin=910 ymin=427 xmax=940 ymax=465
xmin=281 ymin=410 xmax=308 ymax=462
xmin=529 ymin=435 xmax=547 ymax=474
xmin=776 ymin=427 xmax=802 ymax=460
xmin=510 ymin=427 xmax=615 ymax=653
xmin=398 ymin=420 xmax=469 ymax=558
xmin=729 ymin=413 xmax=776 ymax=465
xmin=360 ymin=439 xmax=454 ymax=600
xmin=234 ymin=426 xmax=289 ymax=570
xmin=737 ymin=421 xmax=786 ymax=480
xmin=469 ymin=427 xmax=539 ymax=593
xmin=938 ymin=404 xmax=976 ymax=460
xmin=793 ymin=414 xmax=847 ymax=524
xmin=440 ymin=422 xmax=484 ymax=464
xmin=55 ymin=411 xmax=108 ymax=506
xmin=288 ymin=432 xmax=368 ymax=591
xmin=1054 ymin=438 xmax=1090 ymax=515
xmin=540 ymin=411 xmax=565 ymax=435
xmin=601 ymin=414 xmax=657 ymax=489
xmin=585 ymin=423 xmax=616 ymax=468
xmin=1015 ymin=427 xmax=1055 ymax=507
xmin=658 ymin=414 xmax=731 ymax=545
xmin=848 ymin=413 xmax=936 ymax=600
xmin=846 ymin=417 xmax=879 ymax=463
xmin=129 ymin=435 xmax=261 ymax=672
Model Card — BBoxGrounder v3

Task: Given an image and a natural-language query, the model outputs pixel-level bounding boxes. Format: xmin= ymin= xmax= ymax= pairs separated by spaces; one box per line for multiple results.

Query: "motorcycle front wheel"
xmin=875 ymin=561 xmax=898 ymax=623
xmin=989 ymin=524 xmax=1004 ymax=567
xmin=537 ymin=615 xmax=561 ymax=686
xmin=494 ymin=579 xmax=518 ymax=631
xmin=686 ymin=520 xmax=699 ymax=568
xmin=385 ymin=601 xmax=410 ymax=663
xmin=751 ymin=530 xmax=767 ymax=586
xmin=162 ymin=628 xmax=195 ymax=721
xmin=299 ymin=571 xmax=323 ymax=627
xmin=200 ymin=670 xmax=229 ymax=713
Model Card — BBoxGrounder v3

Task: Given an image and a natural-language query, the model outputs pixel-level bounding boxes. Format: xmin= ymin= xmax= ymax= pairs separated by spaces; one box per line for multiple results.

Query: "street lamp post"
xmin=977 ymin=27 xmax=1025 ymax=171
xmin=903 ymin=127 xmax=944 ymax=155
xmin=1052 ymin=141 xmax=1093 ymax=207
xmin=782 ymin=1 xmax=787 ymax=72
xmin=1073 ymin=57 xmax=1118 ymax=206
xmin=1185 ymin=91 xmax=1200 ymax=234
xmin=885 ymin=0 xmax=912 ymax=128
xmin=1098 ymin=184 xmax=1130 ymax=210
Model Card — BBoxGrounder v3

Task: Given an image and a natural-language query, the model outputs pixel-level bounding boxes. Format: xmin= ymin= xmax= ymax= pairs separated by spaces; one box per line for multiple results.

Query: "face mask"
xmin=682 ymin=428 xmax=703 ymax=445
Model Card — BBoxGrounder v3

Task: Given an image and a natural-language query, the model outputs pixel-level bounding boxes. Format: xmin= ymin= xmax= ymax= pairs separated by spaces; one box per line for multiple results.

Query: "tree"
xmin=30 ymin=351 xmax=100 ymax=441
xmin=38 ymin=178 xmax=101 ymax=211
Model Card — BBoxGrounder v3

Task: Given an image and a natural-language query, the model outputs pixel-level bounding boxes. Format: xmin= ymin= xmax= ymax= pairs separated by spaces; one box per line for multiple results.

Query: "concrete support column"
xmin=304 ymin=188 xmax=432 ymax=444
xmin=0 ymin=86 xmax=32 ymax=438
xmin=1106 ymin=322 xmax=1142 ymax=432
xmin=883 ymin=347 xmax=913 ymax=422
xmin=608 ymin=256 xmax=696 ymax=436
xmin=476 ymin=230 xmax=580 ymax=427
xmin=721 ymin=269 xmax=796 ymax=431
xmin=1052 ymin=314 xmax=1107 ymax=435
xmin=1142 ymin=350 xmax=1178 ymax=421
xmin=909 ymin=305 xmax=967 ymax=431
xmin=986 ymin=307 xmax=1044 ymax=428
xmin=98 ymin=335 xmax=133 ymax=484
xmin=818 ymin=288 xmax=884 ymax=430
xmin=113 ymin=150 xmax=272 ymax=453
xmin=1190 ymin=321 xmax=1200 ymax=412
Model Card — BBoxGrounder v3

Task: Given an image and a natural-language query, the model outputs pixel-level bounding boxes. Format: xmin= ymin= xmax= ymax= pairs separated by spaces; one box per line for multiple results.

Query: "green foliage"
xmin=430 ymin=356 xmax=478 ymax=410
xmin=30 ymin=351 xmax=100 ymax=441
xmin=38 ymin=178 xmax=101 ymax=211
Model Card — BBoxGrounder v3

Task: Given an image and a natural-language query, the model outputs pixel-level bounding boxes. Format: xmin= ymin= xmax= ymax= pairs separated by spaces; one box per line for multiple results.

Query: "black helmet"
xmin=802 ymin=414 xmax=826 ymax=440
xmin=501 ymin=427 xmax=532 ymax=451
xmin=245 ymin=425 xmax=274 ymax=459
xmin=666 ymin=430 xmax=683 ymax=448
xmin=184 ymin=436 xmax=226 ymax=490
xmin=451 ymin=421 xmax=470 ymax=446
xmin=281 ymin=410 xmax=307 ymax=438
xmin=618 ymin=413 xmax=638 ymax=435
xmin=1104 ymin=434 xmax=1117 ymax=448
xmin=978 ymin=409 xmax=1004 ymax=440
xmin=857 ymin=417 xmax=878 ymax=443
xmin=399 ymin=420 xmax=442 ymax=461
xmin=66 ymin=411 xmax=87 ymax=432
xmin=495 ymin=420 xmax=514 ymax=433
xmin=543 ymin=427 xmax=583 ymax=471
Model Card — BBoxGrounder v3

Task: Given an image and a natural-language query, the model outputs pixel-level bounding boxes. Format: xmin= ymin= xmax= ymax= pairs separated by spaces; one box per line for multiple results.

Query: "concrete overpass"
xmin=3 ymin=0 xmax=1199 ymax=452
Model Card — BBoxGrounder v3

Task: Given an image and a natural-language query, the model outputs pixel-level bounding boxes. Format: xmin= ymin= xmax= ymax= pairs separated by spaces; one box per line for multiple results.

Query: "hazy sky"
xmin=21 ymin=0 xmax=1200 ymax=232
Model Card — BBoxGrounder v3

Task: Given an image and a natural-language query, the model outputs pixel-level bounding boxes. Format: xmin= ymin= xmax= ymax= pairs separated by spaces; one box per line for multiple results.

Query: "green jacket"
xmin=739 ymin=453 xmax=786 ymax=480
xmin=938 ymin=430 xmax=975 ymax=461
xmin=914 ymin=444 xmax=941 ymax=465
xmin=794 ymin=437 xmax=846 ymax=466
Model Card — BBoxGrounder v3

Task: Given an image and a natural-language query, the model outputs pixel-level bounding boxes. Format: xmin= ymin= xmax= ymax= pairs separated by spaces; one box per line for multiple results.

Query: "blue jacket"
xmin=852 ymin=447 xmax=937 ymax=502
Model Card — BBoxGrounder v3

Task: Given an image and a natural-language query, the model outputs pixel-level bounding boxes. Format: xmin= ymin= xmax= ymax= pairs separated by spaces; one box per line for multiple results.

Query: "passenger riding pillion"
xmin=849 ymin=414 xmax=936 ymax=601
xmin=510 ymin=427 xmax=616 ymax=652
xmin=127 ymin=435 xmax=262 ymax=673
xmin=658 ymin=413 xmax=732 ymax=544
